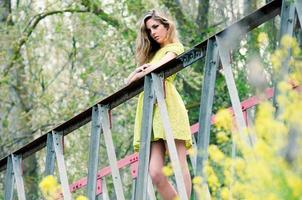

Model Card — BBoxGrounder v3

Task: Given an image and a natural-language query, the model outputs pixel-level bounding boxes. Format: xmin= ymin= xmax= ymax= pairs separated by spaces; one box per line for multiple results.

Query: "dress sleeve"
xmin=162 ymin=43 xmax=184 ymax=56
xmin=161 ymin=43 xmax=184 ymax=82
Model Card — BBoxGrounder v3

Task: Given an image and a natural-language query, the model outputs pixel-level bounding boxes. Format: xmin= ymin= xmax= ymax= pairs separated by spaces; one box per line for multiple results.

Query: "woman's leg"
xmin=166 ymin=140 xmax=192 ymax=199
xmin=149 ymin=140 xmax=177 ymax=200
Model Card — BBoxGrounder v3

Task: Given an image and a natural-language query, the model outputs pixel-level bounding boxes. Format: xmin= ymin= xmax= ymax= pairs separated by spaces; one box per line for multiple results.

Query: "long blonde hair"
xmin=135 ymin=10 xmax=179 ymax=66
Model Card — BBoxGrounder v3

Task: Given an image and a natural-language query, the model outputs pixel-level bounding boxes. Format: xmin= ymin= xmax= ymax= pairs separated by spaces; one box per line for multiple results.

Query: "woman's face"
xmin=145 ymin=18 xmax=169 ymax=46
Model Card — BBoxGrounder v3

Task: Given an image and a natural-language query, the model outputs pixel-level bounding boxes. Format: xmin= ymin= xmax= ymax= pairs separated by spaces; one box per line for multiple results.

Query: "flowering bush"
xmin=39 ymin=175 xmax=88 ymax=200
xmin=39 ymin=175 xmax=62 ymax=200
xmin=193 ymin=34 xmax=302 ymax=200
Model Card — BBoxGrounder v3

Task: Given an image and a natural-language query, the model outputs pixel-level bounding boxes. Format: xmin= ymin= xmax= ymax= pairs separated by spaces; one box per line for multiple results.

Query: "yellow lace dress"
xmin=133 ymin=42 xmax=192 ymax=152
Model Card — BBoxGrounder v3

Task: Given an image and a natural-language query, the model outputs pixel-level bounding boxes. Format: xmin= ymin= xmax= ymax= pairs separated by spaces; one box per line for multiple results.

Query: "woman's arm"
xmin=125 ymin=63 xmax=151 ymax=85
xmin=126 ymin=52 xmax=177 ymax=84
xmin=143 ymin=52 xmax=177 ymax=74
xmin=126 ymin=71 xmax=145 ymax=84
xmin=125 ymin=70 xmax=139 ymax=84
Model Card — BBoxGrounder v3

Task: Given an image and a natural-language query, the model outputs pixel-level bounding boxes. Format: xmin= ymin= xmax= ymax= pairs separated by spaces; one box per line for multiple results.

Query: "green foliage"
xmin=126 ymin=0 xmax=145 ymax=15
xmin=0 ymin=0 xmax=283 ymax=199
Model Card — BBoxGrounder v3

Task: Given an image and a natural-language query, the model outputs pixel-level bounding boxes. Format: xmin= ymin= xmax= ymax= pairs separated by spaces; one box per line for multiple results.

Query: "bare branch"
xmin=3 ymin=7 xmax=122 ymax=77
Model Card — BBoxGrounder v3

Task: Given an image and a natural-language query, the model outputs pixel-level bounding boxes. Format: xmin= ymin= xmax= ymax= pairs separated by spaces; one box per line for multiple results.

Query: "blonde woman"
xmin=126 ymin=10 xmax=192 ymax=200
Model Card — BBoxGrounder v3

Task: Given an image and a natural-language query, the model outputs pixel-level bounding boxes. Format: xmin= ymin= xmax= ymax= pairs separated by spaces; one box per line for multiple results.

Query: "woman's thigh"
xmin=149 ymin=140 xmax=166 ymax=173
xmin=165 ymin=140 xmax=188 ymax=168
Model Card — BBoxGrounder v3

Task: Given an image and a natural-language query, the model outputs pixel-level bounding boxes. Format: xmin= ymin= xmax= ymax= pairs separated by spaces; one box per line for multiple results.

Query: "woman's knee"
xmin=149 ymin=167 xmax=166 ymax=186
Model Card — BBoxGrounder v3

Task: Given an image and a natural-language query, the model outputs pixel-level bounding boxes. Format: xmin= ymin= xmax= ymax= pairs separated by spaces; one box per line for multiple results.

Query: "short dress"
xmin=133 ymin=42 xmax=192 ymax=152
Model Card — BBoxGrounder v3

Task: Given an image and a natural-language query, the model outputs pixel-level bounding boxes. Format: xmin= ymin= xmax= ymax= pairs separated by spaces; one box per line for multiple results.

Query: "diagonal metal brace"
xmin=87 ymin=105 xmax=102 ymax=200
xmin=273 ymin=0 xmax=297 ymax=113
xmin=151 ymin=73 xmax=188 ymax=200
xmin=216 ymin=35 xmax=251 ymax=146
xmin=52 ymin=131 xmax=72 ymax=200
xmin=99 ymin=105 xmax=125 ymax=200
xmin=296 ymin=0 xmax=302 ymax=28
xmin=4 ymin=155 xmax=14 ymax=200
xmin=11 ymin=154 xmax=26 ymax=200
xmin=45 ymin=133 xmax=55 ymax=176
xmin=134 ymin=75 xmax=155 ymax=200
xmin=195 ymin=38 xmax=219 ymax=177
xmin=4 ymin=154 xmax=27 ymax=200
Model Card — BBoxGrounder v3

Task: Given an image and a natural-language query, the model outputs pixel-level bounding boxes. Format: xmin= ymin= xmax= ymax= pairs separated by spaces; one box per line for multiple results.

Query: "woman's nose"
xmin=151 ymin=29 xmax=156 ymax=37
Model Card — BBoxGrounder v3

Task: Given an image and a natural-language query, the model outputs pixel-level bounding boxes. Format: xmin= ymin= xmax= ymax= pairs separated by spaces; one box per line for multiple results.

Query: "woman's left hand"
xmin=125 ymin=70 xmax=145 ymax=85
xmin=133 ymin=70 xmax=146 ymax=81
xmin=125 ymin=63 xmax=153 ymax=85
xmin=136 ymin=63 xmax=151 ymax=73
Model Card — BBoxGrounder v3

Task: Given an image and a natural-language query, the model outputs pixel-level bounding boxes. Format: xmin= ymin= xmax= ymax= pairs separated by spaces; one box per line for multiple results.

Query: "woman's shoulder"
xmin=160 ymin=42 xmax=184 ymax=55
xmin=164 ymin=42 xmax=184 ymax=49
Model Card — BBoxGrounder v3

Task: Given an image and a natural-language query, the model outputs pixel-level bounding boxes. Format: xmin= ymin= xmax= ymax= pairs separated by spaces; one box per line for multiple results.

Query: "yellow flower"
xmin=280 ymin=35 xmax=300 ymax=56
xmin=220 ymin=187 xmax=230 ymax=200
xmin=208 ymin=173 xmax=219 ymax=191
xmin=232 ymin=182 xmax=247 ymax=197
xmin=187 ymin=147 xmax=197 ymax=156
xmin=223 ymin=169 xmax=232 ymax=185
xmin=292 ymin=46 xmax=301 ymax=56
xmin=278 ymin=81 xmax=291 ymax=93
xmin=216 ymin=131 xmax=229 ymax=144
xmin=271 ymin=49 xmax=286 ymax=71
xmin=255 ymin=102 xmax=276 ymax=139
xmin=290 ymin=72 xmax=302 ymax=84
xmin=257 ymin=32 xmax=268 ymax=47
xmin=208 ymin=145 xmax=225 ymax=163
xmin=254 ymin=140 xmax=272 ymax=157
xmin=286 ymin=173 xmax=302 ymax=197
xmin=203 ymin=162 xmax=214 ymax=175
xmin=215 ymin=109 xmax=233 ymax=130
xmin=281 ymin=35 xmax=298 ymax=49
xmin=76 ymin=195 xmax=88 ymax=200
xmin=235 ymin=158 xmax=246 ymax=177
xmin=266 ymin=193 xmax=279 ymax=200
xmin=162 ymin=165 xmax=173 ymax=177
xmin=192 ymin=176 xmax=203 ymax=185
xmin=223 ymin=157 xmax=232 ymax=169
xmin=235 ymin=158 xmax=245 ymax=170
xmin=39 ymin=175 xmax=59 ymax=195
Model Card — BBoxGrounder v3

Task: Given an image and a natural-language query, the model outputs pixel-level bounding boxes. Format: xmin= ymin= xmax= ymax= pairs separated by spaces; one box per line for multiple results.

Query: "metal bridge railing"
xmin=66 ymin=86 xmax=277 ymax=198
xmin=1 ymin=0 xmax=301 ymax=199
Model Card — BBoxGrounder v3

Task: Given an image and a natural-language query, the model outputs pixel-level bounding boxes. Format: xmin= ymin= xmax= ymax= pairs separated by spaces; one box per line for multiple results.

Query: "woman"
xmin=126 ymin=10 xmax=192 ymax=200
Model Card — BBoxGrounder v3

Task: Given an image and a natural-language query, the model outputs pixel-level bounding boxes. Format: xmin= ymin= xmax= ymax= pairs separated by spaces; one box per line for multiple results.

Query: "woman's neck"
xmin=160 ymin=41 xmax=171 ymax=48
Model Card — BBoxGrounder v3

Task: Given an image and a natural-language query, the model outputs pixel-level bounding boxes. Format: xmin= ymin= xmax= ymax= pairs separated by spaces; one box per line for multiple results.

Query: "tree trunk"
xmin=0 ymin=0 xmax=11 ymax=155
xmin=244 ymin=0 xmax=259 ymax=56
xmin=8 ymin=52 xmax=38 ymax=199
xmin=0 ymin=0 xmax=10 ymax=22
xmin=196 ymin=0 xmax=210 ymax=40
xmin=160 ymin=0 xmax=197 ymax=44
xmin=0 ymin=0 xmax=38 ymax=197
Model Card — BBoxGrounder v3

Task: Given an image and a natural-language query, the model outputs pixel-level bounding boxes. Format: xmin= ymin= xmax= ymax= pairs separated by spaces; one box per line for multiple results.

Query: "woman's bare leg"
xmin=149 ymin=140 xmax=178 ymax=200
xmin=165 ymin=140 xmax=192 ymax=199
xmin=175 ymin=140 xmax=192 ymax=199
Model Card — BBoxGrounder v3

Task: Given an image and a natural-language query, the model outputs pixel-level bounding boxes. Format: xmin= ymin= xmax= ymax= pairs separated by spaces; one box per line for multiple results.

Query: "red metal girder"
xmin=96 ymin=179 xmax=102 ymax=195
xmin=69 ymin=153 xmax=139 ymax=193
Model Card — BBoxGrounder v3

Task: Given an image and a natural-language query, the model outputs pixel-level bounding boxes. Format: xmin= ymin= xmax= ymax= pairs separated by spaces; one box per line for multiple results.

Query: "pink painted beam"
xmin=69 ymin=153 xmax=138 ymax=193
